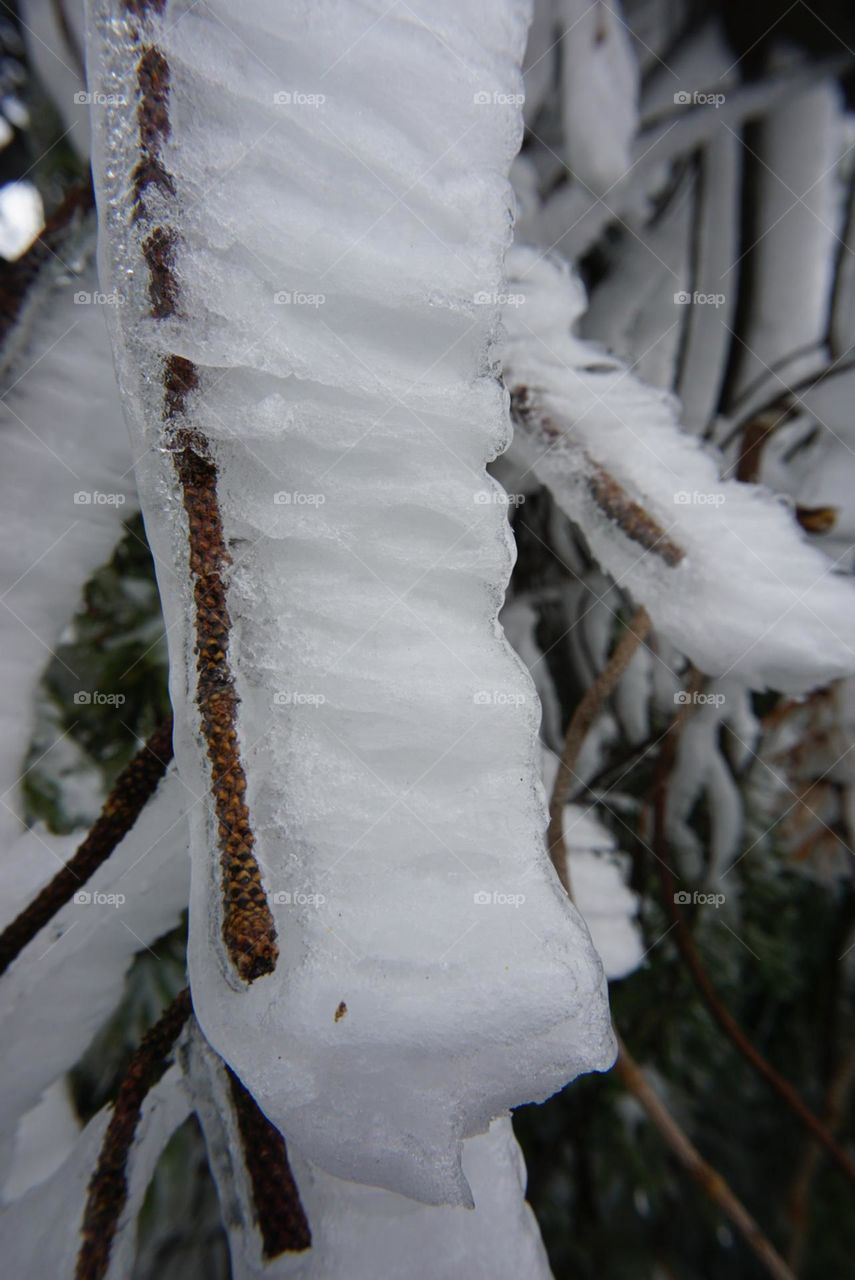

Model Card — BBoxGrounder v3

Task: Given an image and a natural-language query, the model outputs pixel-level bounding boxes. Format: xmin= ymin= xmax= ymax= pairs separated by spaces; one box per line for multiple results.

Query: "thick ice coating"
xmin=87 ymin=0 xmax=615 ymax=1204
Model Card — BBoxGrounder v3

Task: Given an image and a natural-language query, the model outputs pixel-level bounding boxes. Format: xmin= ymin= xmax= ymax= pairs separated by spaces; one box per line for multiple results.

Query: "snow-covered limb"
xmin=0 ymin=769 xmax=189 ymax=1179
xmin=503 ymin=245 xmax=855 ymax=693
xmin=88 ymin=0 xmax=614 ymax=1206
xmin=0 ymin=1064 xmax=189 ymax=1278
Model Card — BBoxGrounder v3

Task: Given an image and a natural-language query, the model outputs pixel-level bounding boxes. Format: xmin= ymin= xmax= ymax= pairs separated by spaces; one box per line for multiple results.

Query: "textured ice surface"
xmin=0 ymin=771 xmax=188 ymax=1178
xmin=0 ymin=230 xmax=134 ymax=844
xmin=503 ymin=245 xmax=855 ymax=694
xmin=186 ymin=1027 xmax=552 ymax=1279
xmin=88 ymin=0 xmax=614 ymax=1206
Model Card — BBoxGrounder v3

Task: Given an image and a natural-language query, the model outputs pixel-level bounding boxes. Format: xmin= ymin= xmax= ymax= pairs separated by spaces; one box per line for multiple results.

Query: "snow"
xmin=0 ymin=1065 xmax=190 ymax=1278
xmin=0 ymin=770 xmax=189 ymax=1181
xmin=0 ymin=225 xmax=134 ymax=846
xmin=88 ymin=0 xmax=615 ymax=1208
xmin=503 ymin=245 xmax=855 ymax=693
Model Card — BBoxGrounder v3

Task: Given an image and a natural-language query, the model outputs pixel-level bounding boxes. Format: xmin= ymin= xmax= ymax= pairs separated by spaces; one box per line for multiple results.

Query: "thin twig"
xmin=615 ymin=1036 xmax=797 ymax=1280
xmin=227 ymin=1068 xmax=311 ymax=1256
xmin=652 ymin=705 xmax=855 ymax=1189
xmin=76 ymin=987 xmax=193 ymax=1280
xmin=0 ymin=717 xmax=173 ymax=977
xmin=547 ymin=605 xmax=651 ymax=893
xmin=786 ymin=1034 xmax=855 ymax=1270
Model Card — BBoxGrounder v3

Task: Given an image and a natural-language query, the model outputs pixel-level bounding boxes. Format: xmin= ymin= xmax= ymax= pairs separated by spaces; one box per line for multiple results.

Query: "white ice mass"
xmin=87 ymin=0 xmax=614 ymax=1208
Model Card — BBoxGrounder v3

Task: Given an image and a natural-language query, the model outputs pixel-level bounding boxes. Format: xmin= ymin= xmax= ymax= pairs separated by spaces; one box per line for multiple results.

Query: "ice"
xmin=0 ymin=224 xmax=134 ymax=846
xmin=0 ymin=770 xmax=189 ymax=1180
xmin=503 ymin=245 xmax=855 ymax=693
xmin=185 ymin=1026 xmax=552 ymax=1279
xmin=87 ymin=0 xmax=614 ymax=1206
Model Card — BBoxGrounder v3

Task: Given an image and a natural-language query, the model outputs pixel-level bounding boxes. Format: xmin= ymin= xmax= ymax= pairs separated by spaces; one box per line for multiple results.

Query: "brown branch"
xmin=227 ymin=1069 xmax=311 ymax=1256
xmin=76 ymin=987 xmax=192 ymax=1280
xmin=547 ymin=606 xmax=651 ymax=893
xmin=652 ymin=707 xmax=855 ymax=1189
xmin=0 ymin=717 xmax=173 ymax=977
xmin=615 ymin=1036 xmax=797 ymax=1280
xmin=786 ymin=1034 xmax=855 ymax=1270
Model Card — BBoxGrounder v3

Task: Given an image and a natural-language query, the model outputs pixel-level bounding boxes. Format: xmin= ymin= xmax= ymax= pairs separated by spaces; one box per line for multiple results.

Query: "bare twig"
xmin=227 ymin=1068 xmax=311 ymax=1256
xmin=652 ymin=704 xmax=855 ymax=1188
xmin=615 ymin=1037 xmax=797 ymax=1280
xmin=0 ymin=717 xmax=173 ymax=977
xmin=547 ymin=605 xmax=651 ymax=893
xmin=786 ymin=1034 xmax=855 ymax=1270
xmin=76 ymin=987 xmax=193 ymax=1280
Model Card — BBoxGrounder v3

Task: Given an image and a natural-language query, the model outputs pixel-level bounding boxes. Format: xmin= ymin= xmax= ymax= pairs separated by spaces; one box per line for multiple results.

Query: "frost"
xmin=503 ymin=245 xmax=855 ymax=693
xmin=87 ymin=0 xmax=614 ymax=1207
xmin=561 ymin=805 xmax=644 ymax=982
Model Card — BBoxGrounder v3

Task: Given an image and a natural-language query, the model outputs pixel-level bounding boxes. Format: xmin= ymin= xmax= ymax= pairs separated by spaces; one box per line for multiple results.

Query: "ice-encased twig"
xmin=87 ymin=0 xmax=615 ymax=1205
